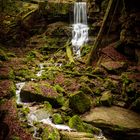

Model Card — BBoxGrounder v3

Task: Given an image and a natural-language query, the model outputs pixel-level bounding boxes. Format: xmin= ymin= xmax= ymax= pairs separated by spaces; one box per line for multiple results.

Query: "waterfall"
xmin=71 ymin=2 xmax=89 ymax=57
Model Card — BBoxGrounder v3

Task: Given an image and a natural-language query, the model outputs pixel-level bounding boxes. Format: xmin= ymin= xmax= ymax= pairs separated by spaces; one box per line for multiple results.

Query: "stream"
xmin=15 ymin=63 xmax=107 ymax=140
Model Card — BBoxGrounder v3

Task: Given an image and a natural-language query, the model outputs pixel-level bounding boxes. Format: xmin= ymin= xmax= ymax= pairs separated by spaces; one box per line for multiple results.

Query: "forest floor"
xmin=0 ymin=33 xmax=140 ymax=140
xmin=0 ymin=1 xmax=140 ymax=139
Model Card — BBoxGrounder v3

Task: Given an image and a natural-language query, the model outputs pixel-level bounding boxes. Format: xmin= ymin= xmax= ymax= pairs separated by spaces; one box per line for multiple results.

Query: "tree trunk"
xmin=86 ymin=0 xmax=116 ymax=65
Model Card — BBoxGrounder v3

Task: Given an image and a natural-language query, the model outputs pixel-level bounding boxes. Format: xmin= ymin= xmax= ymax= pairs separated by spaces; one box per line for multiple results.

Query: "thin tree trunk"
xmin=86 ymin=0 xmax=116 ymax=65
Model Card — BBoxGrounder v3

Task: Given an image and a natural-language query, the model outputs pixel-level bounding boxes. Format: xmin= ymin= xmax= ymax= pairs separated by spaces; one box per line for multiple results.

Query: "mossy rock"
xmin=100 ymin=91 xmax=113 ymax=106
xmin=68 ymin=115 xmax=101 ymax=134
xmin=52 ymin=113 xmax=63 ymax=124
xmin=80 ymin=83 xmax=93 ymax=95
xmin=69 ymin=91 xmax=91 ymax=114
xmin=20 ymin=81 xmax=63 ymax=107
xmin=69 ymin=115 xmax=85 ymax=132
xmin=41 ymin=125 xmax=60 ymax=140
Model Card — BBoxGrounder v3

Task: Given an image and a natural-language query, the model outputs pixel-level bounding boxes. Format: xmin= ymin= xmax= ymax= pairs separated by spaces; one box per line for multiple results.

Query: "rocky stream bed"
xmin=0 ymin=0 xmax=140 ymax=140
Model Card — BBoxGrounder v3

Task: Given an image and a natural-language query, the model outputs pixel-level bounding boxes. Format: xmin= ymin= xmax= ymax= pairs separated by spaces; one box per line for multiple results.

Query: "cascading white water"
xmin=71 ymin=2 xmax=89 ymax=57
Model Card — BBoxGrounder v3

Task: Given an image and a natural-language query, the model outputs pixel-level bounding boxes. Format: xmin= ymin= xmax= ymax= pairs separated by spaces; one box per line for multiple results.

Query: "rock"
xmin=100 ymin=91 xmax=113 ymax=106
xmin=101 ymin=61 xmax=126 ymax=73
xmin=69 ymin=91 xmax=91 ymax=114
xmin=82 ymin=106 xmax=140 ymax=139
xmin=0 ymin=80 xmax=15 ymax=99
xmin=60 ymin=131 xmax=95 ymax=140
xmin=0 ymin=67 xmax=14 ymax=80
xmin=69 ymin=115 xmax=101 ymax=135
xmin=20 ymin=81 xmax=64 ymax=107
xmin=52 ymin=113 xmax=63 ymax=124
xmin=101 ymin=45 xmax=128 ymax=62
xmin=130 ymin=97 xmax=140 ymax=112
xmin=45 ymin=22 xmax=71 ymax=37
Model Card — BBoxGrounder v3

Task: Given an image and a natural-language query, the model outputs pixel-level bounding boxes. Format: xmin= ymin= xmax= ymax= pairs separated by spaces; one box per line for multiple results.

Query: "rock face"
xmin=69 ymin=91 xmax=91 ymax=114
xmin=82 ymin=106 xmax=140 ymax=139
xmin=20 ymin=81 xmax=63 ymax=107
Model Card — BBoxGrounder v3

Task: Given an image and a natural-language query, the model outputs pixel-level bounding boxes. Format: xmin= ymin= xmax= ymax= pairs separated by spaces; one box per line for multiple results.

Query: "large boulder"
xmin=69 ymin=91 xmax=91 ymax=114
xmin=82 ymin=106 xmax=140 ymax=140
xmin=20 ymin=81 xmax=64 ymax=107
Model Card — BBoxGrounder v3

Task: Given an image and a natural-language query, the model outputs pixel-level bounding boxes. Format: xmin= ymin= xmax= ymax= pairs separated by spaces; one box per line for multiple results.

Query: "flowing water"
xmin=71 ymin=2 xmax=89 ymax=57
xmin=15 ymin=63 xmax=73 ymax=139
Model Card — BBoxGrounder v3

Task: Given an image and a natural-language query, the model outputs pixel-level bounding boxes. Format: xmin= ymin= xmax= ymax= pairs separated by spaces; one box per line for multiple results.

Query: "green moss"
xmin=11 ymin=135 xmax=20 ymax=140
xmin=69 ymin=115 xmax=85 ymax=132
xmin=52 ymin=113 xmax=63 ymax=124
xmin=100 ymin=91 xmax=113 ymax=106
xmin=10 ymin=81 xmax=16 ymax=96
xmin=83 ymin=123 xmax=101 ymax=135
xmin=48 ymin=129 xmax=60 ymax=140
xmin=80 ymin=83 xmax=93 ymax=95
xmin=9 ymin=68 xmax=15 ymax=80
xmin=44 ymin=101 xmax=53 ymax=113
xmin=69 ymin=115 xmax=100 ymax=134
xmin=54 ymin=84 xmax=65 ymax=93
xmin=0 ymin=49 xmax=8 ymax=61
xmin=69 ymin=91 xmax=91 ymax=114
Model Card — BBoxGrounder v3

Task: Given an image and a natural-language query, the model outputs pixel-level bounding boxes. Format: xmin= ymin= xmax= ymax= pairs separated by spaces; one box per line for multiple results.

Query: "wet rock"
xmin=0 ymin=80 xmax=15 ymax=99
xmin=0 ymin=67 xmax=14 ymax=80
xmin=69 ymin=91 xmax=91 ymax=114
xmin=60 ymin=131 xmax=95 ymax=140
xmin=100 ymin=91 xmax=113 ymax=106
xmin=82 ymin=106 xmax=140 ymax=139
xmin=20 ymin=81 xmax=64 ymax=107
xmin=101 ymin=61 xmax=126 ymax=74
